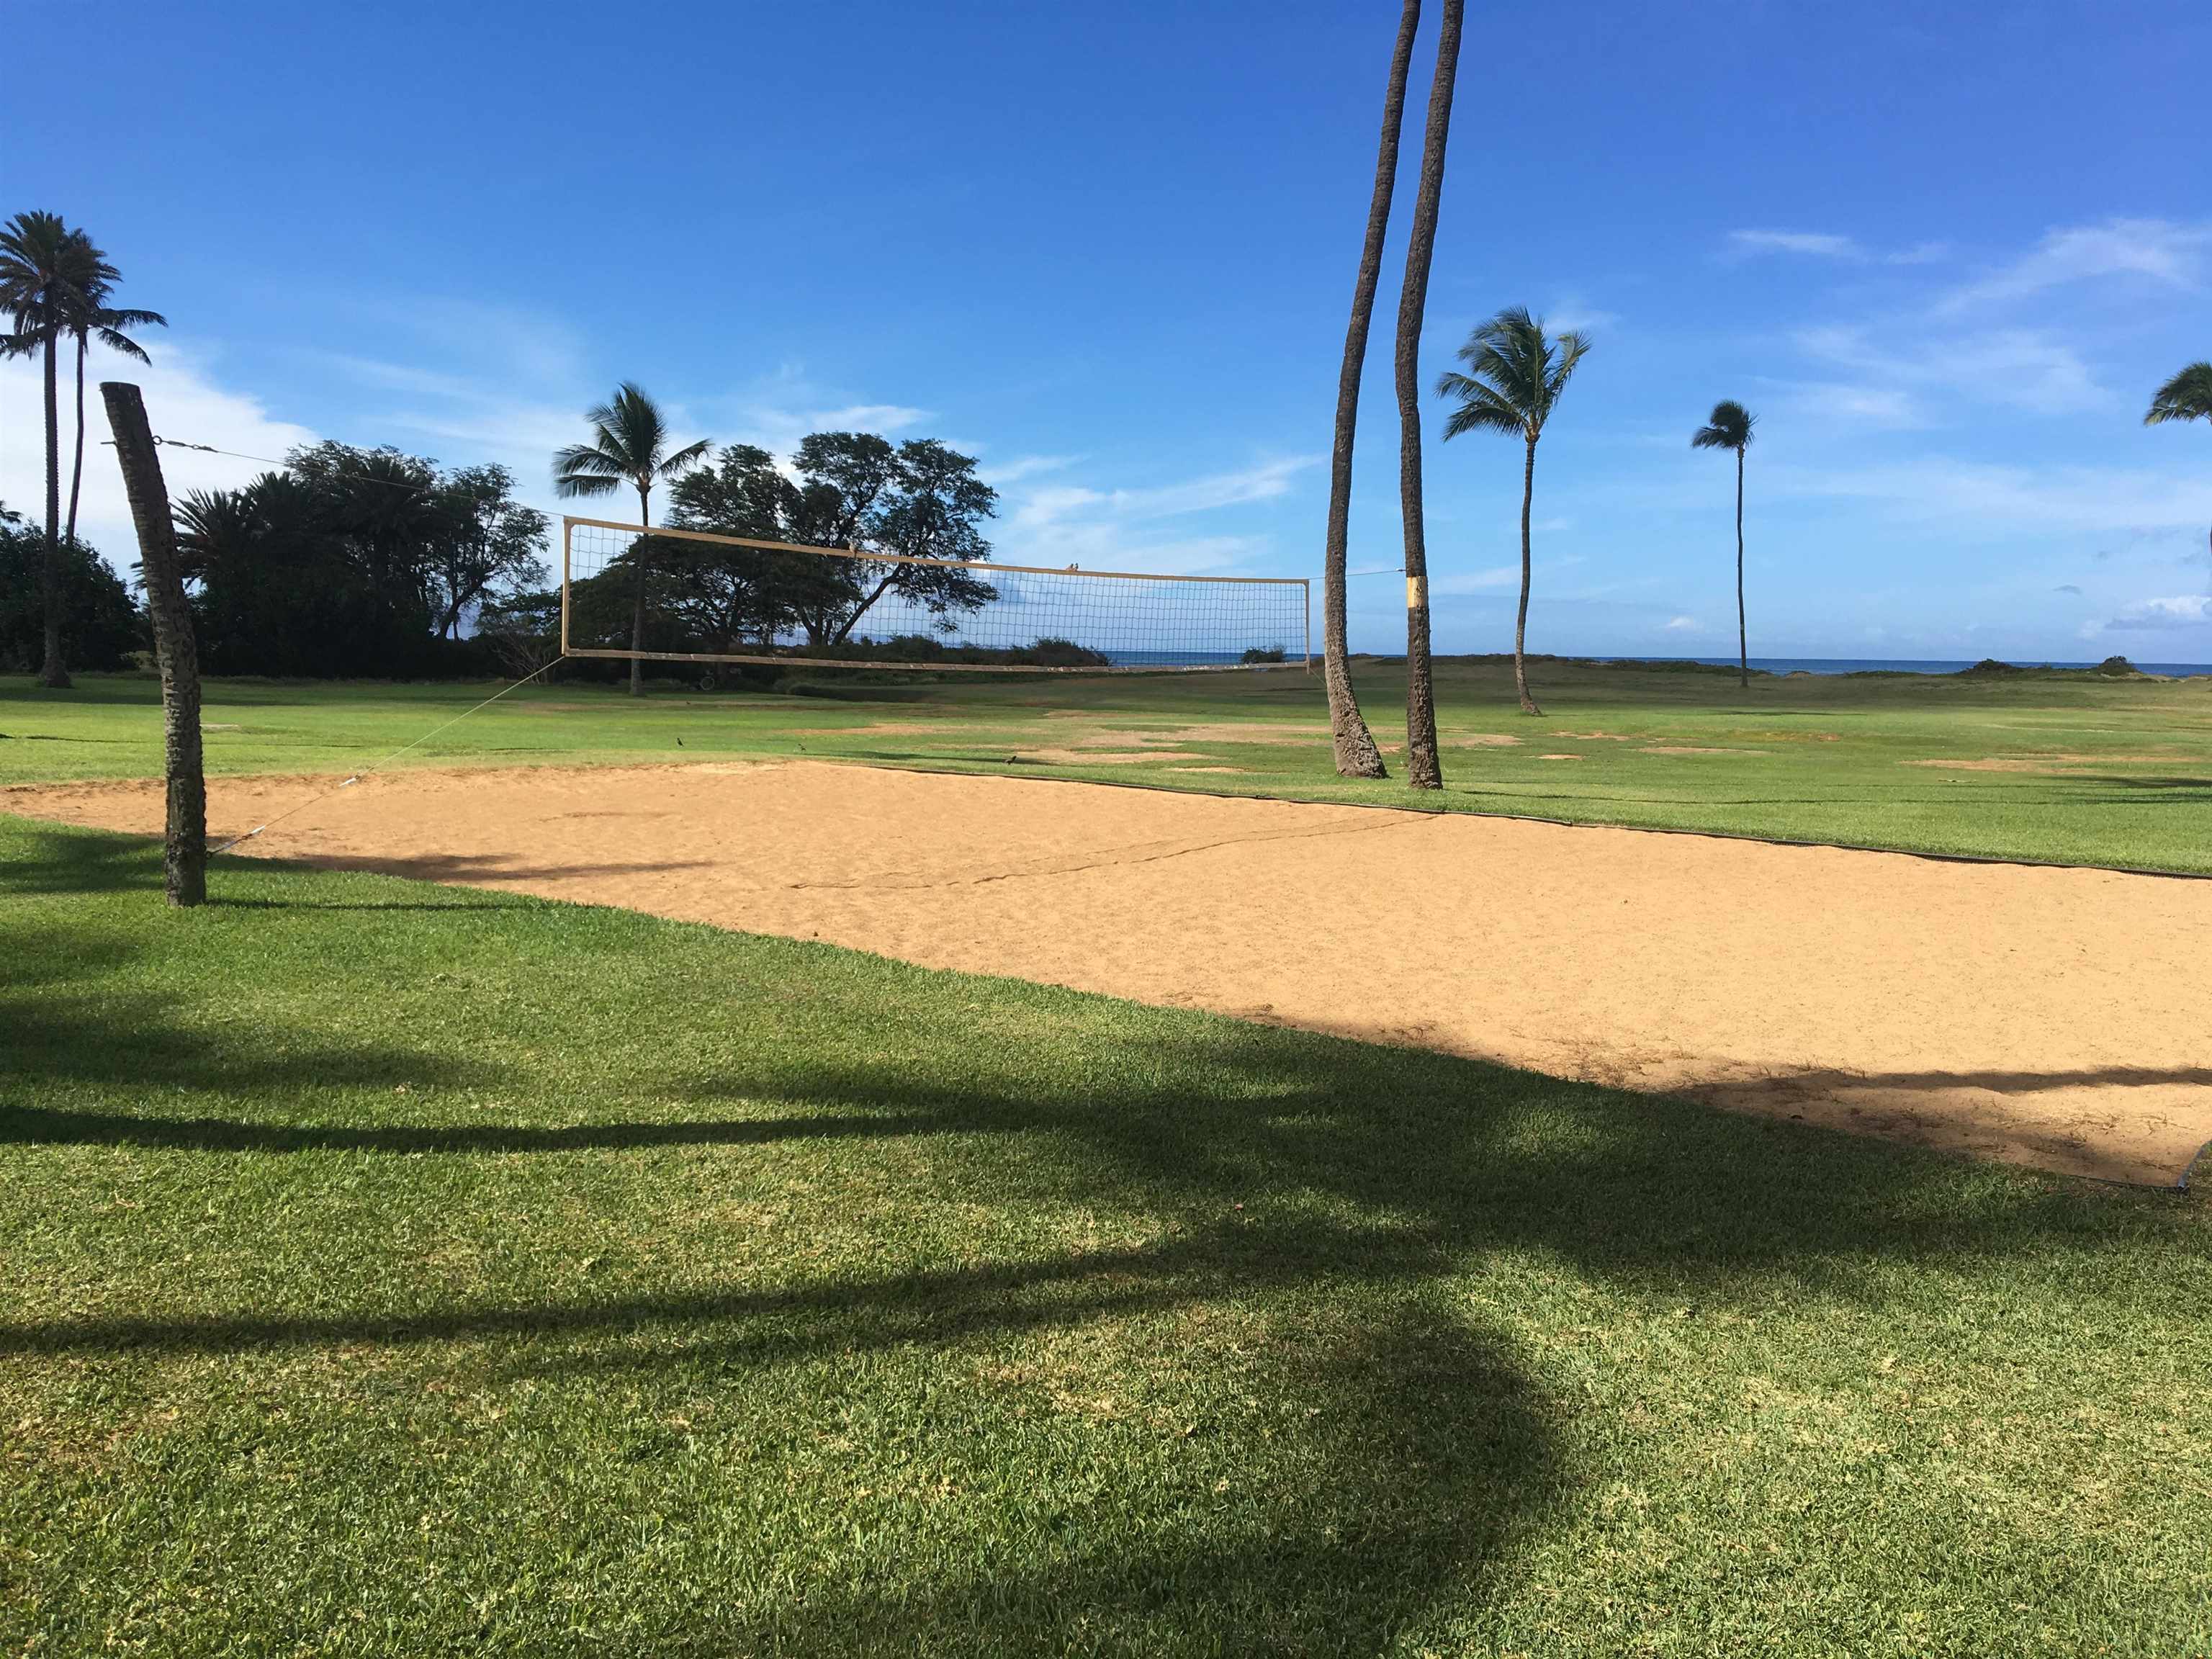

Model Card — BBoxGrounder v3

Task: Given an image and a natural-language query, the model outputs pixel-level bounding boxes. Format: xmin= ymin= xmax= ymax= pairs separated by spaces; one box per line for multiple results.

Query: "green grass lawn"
xmin=3 ymin=816 xmax=2208 ymax=1655
xmin=6 ymin=656 xmax=2210 ymax=871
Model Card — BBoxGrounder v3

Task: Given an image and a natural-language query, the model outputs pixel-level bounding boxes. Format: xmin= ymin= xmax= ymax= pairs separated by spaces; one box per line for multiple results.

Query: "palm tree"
xmin=60 ymin=230 xmax=166 ymax=546
xmin=2144 ymin=363 xmax=2212 ymax=585
xmin=1318 ymin=0 xmax=1421 ymax=781
xmin=553 ymin=383 xmax=709 ymax=695
xmin=1691 ymin=400 xmax=1757 ymax=689
xmin=0 ymin=210 xmax=84 ymax=688
xmin=1436 ymin=307 xmax=1591 ymax=716
xmin=1393 ymin=0 xmax=1465 ymax=790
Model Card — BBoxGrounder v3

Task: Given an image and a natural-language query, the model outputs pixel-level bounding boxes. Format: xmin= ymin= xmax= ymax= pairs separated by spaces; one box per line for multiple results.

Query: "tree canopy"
xmin=173 ymin=444 xmax=547 ymax=677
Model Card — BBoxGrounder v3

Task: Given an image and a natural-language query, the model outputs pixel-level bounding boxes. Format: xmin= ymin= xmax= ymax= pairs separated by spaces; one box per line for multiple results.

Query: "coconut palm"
xmin=554 ymin=383 xmax=709 ymax=695
xmin=2144 ymin=362 xmax=2212 ymax=584
xmin=1318 ymin=0 xmax=1421 ymax=782
xmin=60 ymin=230 xmax=165 ymax=545
xmin=1692 ymin=400 xmax=1757 ymax=688
xmin=0 ymin=210 xmax=84 ymax=688
xmin=1392 ymin=0 xmax=1465 ymax=789
xmin=1436 ymin=307 xmax=1591 ymax=716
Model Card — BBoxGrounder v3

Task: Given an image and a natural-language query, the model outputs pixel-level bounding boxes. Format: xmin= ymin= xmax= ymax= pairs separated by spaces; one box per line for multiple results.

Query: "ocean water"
xmin=1602 ymin=655 xmax=2212 ymax=678
xmin=1100 ymin=652 xmax=2212 ymax=675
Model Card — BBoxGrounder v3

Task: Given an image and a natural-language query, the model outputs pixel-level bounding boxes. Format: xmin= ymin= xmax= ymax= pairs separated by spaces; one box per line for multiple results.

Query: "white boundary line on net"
xmin=210 ymin=656 xmax=566 ymax=853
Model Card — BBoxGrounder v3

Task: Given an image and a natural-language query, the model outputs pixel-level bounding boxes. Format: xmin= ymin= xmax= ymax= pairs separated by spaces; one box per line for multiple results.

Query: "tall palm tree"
xmin=2144 ymin=362 xmax=2212 ymax=585
xmin=1319 ymin=0 xmax=1421 ymax=781
xmin=1691 ymin=400 xmax=1757 ymax=688
xmin=0 ymin=210 xmax=84 ymax=688
xmin=554 ymin=383 xmax=709 ymax=695
xmin=1436 ymin=307 xmax=1591 ymax=716
xmin=1393 ymin=0 xmax=1465 ymax=790
xmin=60 ymin=230 xmax=166 ymax=545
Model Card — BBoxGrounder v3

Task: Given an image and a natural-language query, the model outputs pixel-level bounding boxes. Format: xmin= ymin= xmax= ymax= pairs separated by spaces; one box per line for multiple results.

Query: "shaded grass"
xmin=6 ymin=656 xmax=2212 ymax=872
xmin=2 ymin=815 xmax=2208 ymax=1654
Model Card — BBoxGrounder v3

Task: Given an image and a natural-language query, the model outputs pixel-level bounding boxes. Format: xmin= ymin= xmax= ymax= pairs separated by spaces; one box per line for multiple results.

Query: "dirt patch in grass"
xmin=1536 ymin=754 xmax=1586 ymax=762
xmin=1644 ymin=745 xmax=1751 ymax=755
xmin=14 ymin=759 xmax=2211 ymax=1186
xmin=1014 ymin=749 xmax=1208 ymax=765
xmin=1902 ymin=753 xmax=2183 ymax=773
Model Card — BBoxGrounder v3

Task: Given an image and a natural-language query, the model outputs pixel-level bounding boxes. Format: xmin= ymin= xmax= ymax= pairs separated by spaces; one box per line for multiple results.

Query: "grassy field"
xmin=3 ymin=814 xmax=2208 ymax=1655
xmin=5 ymin=656 xmax=2210 ymax=872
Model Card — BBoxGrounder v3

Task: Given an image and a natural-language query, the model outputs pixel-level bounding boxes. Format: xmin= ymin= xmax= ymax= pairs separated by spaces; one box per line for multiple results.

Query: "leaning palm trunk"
xmin=1514 ymin=438 xmax=1539 ymax=715
xmin=629 ymin=486 xmax=652 ymax=696
xmin=66 ymin=334 xmax=87 ymax=544
xmin=1321 ymin=0 xmax=1421 ymax=781
xmin=38 ymin=328 xmax=69 ymax=689
xmin=102 ymin=381 xmax=204 ymax=905
xmin=1393 ymin=0 xmax=1462 ymax=791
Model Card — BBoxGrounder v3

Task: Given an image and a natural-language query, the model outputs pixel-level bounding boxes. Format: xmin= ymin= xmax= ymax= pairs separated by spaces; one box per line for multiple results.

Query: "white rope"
xmin=211 ymin=656 xmax=566 ymax=853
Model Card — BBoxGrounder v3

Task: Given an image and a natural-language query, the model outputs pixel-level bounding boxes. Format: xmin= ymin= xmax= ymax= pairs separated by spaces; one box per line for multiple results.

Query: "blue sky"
xmin=5 ymin=0 xmax=2208 ymax=661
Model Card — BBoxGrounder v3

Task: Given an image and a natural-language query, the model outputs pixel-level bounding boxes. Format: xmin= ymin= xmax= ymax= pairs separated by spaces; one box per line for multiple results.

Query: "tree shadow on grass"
xmin=6 ymin=819 xmax=2202 ymax=1650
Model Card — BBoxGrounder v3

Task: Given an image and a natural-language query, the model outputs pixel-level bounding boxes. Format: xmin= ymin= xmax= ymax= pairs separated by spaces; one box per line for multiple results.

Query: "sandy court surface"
xmin=11 ymin=760 xmax=2211 ymax=1187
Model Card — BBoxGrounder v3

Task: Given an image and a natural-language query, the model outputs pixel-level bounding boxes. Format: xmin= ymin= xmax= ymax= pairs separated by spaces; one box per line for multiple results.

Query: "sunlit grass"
xmin=6 ymin=657 xmax=2210 ymax=871
xmin=3 ymin=816 xmax=2208 ymax=1653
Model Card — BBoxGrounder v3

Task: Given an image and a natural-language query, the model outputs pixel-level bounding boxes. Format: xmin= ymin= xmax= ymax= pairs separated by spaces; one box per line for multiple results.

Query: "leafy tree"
xmin=836 ymin=439 xmax=998 ymax=645
xmin=1318 ymin=0 xmax=1419 ymax=781
xmin=425 ymin=464 xmax=548 ymax=638
xmin=1691 ymin=400 xmax=1758 ymax=688
xmin=1392 ymin=0 xmax=1464 ymax=786
xmin=1436 ymin=307 xmax=1591 ymax=716
xmin=667 ymin=434 xmax=999 ymax=652
xmin=0 ymin=210 xmax=82 ymax=687
xmin=2144 ymin=362 xmax=2212 ymax=583
xmin=667 ymin=443 xmax=857 ymax=651
xmin=552 ymin=383 xmax=709 ymax=694
xmin=285 ymin=441 xmax=443 ymax=621
xmin=475 ymin=588 xmax=565 ymax=678
xmin=59 ymin=229 xmax=164 ymax=544
xmin=0 ymin=502 xmax=141 ymax=673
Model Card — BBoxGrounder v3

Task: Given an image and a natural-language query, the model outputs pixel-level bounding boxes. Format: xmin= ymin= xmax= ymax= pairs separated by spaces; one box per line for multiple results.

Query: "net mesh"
xmin=562 ymin=518 xmax=1308 ymax=673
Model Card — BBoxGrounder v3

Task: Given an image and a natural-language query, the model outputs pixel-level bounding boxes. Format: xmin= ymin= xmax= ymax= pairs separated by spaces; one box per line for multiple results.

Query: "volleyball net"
xmin=559 ymin=517 xmax=1309 ymax=674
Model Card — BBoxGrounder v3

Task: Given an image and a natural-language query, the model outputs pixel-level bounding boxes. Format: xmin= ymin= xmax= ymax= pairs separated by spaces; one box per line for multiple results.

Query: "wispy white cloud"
xmin=1727 ymin=230 xmax=1948 ymax=266
xmin=2092 ymin=593 xmax=2211 ymax=631
xmin=1767 ymin=456 xmax=2212 ymax=541
xmin=0 ymin=338 xmax=316 ymax=568
xmin=997 ymin=456 xmax=1319 ymax=575
xmin=1940 ymin=217 xmax=2211 ymax=313
xmin=1731 ymin=230 xmax=1864 ymax=260
xmin=1786 ymin=323 xmax=2110 ymax=420
xmin=1663 ymin=614 xmax=1700 ymax=632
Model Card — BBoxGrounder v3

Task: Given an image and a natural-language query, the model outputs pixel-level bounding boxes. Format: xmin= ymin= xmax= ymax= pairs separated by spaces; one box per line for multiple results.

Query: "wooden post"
xmin=101 ymin=382 xmax=206 ymax=907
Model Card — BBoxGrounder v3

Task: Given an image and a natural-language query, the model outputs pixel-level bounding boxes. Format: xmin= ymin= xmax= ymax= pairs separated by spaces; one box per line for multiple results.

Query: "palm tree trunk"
xmin=102 ymin=381 xmax=204 ymax=906
xmin=629 ymin=482 xmax=650 ymax=696
xmin=66 ymin=332 xmax=87 ymax=544
xmin=1321 ymin=0 xmax=1419 ymax=781
xmin=1735 ymin=448 xmax=1747 ymax=690
xmin=1394 ymin=0 xmax=1462 ymax=791
xmin=38 ymin=329 xmax=71 ymax=689
xmin=1514 ymin=436 xmax=1540 ymax=716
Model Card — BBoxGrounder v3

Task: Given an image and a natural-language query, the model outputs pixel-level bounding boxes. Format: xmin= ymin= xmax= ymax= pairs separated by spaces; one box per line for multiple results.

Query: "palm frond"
xmin=2144 ymin=362 xmax=2212 ymax=426
xmin=1436 ymin=305 xmax=1593 ymax=441
xmin=552 ymin=443 xmax=625 ymax=498
xmin=657 ymin=437 xmax=711 ymax=478
xmin=1691 ymin=398 xmax=1756 ymax=451
xmin=94 ymin=326 xmax=153 ymax=363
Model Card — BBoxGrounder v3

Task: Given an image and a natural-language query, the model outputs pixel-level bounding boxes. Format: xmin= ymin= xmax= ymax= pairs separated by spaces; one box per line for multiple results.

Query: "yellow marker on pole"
xmin=1406 ymin=575 xmax=1425 ymax=608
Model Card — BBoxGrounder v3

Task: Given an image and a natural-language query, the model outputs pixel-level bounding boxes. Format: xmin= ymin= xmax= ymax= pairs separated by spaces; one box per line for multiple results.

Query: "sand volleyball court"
xmin=12 ymin=759 xmax=2210 ymax=1187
